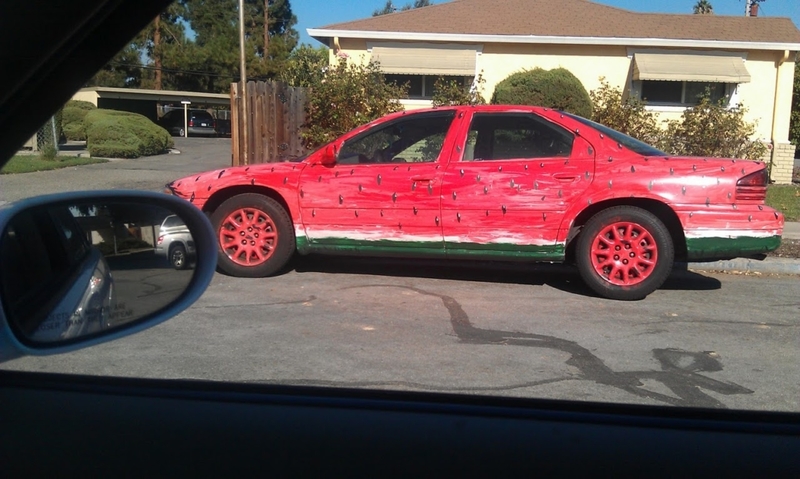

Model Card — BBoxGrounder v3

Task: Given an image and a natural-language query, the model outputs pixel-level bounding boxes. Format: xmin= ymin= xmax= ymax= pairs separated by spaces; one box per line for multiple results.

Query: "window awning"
xmin=633 ymin=53 xmax=751 ymax=83
xmin=369 ymin=44 xmax=477 ymax=76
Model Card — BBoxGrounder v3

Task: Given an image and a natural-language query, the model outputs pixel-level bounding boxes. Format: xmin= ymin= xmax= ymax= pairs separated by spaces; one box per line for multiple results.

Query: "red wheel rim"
xmin=589 ymin=221 xmax=658 ymax=287
xmin=218 ymin=207 xmax=278 ymax=266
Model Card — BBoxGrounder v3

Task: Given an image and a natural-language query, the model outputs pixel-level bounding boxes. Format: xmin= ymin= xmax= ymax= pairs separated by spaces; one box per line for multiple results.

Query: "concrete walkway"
xmin=782 ymin=221 xmax=800 ymax=240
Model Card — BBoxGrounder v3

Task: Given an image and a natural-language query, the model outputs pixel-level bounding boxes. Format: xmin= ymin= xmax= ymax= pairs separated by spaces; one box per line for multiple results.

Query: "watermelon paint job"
xmin=167 ymin=105 xmax=784 ymax=298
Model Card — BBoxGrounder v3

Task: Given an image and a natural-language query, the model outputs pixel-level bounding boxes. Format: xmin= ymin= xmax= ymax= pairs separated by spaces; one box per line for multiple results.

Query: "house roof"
xmin=310 ymin=0 xmax=800 ymax=50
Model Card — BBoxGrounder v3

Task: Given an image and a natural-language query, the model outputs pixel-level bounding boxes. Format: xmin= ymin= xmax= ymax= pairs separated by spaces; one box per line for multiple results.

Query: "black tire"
xmin=575 ymin=206 xmax=674 ymax=301
xmin=169 ymin=243 xmax=189 ymax=270
xmin=210 ymin=193 xmax=295 ymax=277
xmin=177 ymin=127 xmax=186 ymax=137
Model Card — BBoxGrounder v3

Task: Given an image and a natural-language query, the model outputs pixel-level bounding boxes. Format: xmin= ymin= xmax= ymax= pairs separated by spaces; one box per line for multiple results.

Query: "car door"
xmin=440 ymin=111 xmax=595 ymax=261
xmin=298 ymin=110 xmax=461 ymax=256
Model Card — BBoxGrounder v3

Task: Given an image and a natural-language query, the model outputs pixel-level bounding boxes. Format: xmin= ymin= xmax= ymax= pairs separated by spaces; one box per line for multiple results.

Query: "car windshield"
xmin=562 ymin=112 xmax=668 ymax=157
xmin=1 ymin=0 xmax=799 ymax=417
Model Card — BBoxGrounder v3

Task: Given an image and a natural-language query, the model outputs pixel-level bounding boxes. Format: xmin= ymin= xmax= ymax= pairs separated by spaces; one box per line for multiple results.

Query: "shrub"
xmin=85 ymin=109 xmax=173 ymax=158
xmin=491 ymin=67 xmax=592 ymax=118
xmin=588 ymin=79 xmax=767 ymax=161
xmin=432 ymin=72 xmax=486 ymax=107
xmin=590 ymin=78 xmax=662 ymax=145
xmin=61 ymin=100 xmax=97 ymax=141
xmin=660 ymin=95 xmax=768 ymax=160
xmin=302 ymin=57 xmax=407 ymax=148
xmin=66 ymin=100 xmax=97 ymax=110
xmin=279 ymin=44 xmax=328 ymax=88
xmin=790 ymin=62 xmax=799 ymax=147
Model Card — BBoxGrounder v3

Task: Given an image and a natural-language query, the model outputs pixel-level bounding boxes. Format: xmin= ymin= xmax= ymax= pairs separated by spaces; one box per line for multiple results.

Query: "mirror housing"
xmin=316 ymin=143 xmax=338 ymax=166
xmin=0 ymin=191 xmax=217 ymax=362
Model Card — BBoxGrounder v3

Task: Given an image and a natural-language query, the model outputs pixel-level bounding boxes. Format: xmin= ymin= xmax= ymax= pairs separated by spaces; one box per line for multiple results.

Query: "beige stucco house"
xmin=308 ymin=0 xmax=800 ymax=184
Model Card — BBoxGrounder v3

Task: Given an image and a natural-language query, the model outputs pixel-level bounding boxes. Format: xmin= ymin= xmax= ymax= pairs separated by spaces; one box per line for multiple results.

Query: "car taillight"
xmin=736 ymin=169 xmax=768 ymax=201
xmin=157 ymin=235 xmax=165 ymax=245
xmin=188 ymin=119 xmax=195 ymax=127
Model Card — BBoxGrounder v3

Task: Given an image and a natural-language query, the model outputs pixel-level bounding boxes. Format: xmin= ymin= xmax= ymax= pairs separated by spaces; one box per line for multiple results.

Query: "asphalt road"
xmin=2 ymin=138 xmax=799 ymax=412
xmin=0 ymin=137 xmax=230 ymax=203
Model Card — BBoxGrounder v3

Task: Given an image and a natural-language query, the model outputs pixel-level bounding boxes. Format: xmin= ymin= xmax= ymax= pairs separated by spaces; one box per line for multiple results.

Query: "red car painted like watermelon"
xmin=166 ymin=105 xmax=784 ymax=300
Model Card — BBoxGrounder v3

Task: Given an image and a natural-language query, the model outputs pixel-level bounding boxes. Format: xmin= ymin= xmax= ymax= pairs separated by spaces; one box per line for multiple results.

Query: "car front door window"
xmin=298 ymin=111 xmax=459 ymax=255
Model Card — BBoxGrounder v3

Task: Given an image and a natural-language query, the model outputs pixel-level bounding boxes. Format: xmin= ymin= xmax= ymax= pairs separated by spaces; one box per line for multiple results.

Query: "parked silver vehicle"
xmin=155 ymin=214 xmax=195 ymax=270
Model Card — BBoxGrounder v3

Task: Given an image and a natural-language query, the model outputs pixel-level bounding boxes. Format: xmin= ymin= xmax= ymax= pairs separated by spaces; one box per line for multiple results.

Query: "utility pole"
xmin=264 ymin=0 xmax=269 ymax=59
xmin=153 ymin=14 xmax=162 ymax=90
xmin=239 ymin=0 xmax=249 ymax=165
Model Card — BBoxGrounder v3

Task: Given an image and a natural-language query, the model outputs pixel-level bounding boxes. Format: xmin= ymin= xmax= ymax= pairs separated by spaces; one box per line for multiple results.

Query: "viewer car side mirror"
xmin=0 ymin=191 xmax=216 ymax=362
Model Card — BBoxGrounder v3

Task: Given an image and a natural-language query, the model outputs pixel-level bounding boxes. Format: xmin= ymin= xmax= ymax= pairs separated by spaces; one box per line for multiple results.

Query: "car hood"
xmin=167 ymin=161 xmax=307 ymax=208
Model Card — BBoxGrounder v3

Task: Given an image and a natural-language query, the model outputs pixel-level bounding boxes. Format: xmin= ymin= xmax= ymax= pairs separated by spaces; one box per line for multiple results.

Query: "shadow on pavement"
xmin=291 ymin=255 xmax=722 ymax=298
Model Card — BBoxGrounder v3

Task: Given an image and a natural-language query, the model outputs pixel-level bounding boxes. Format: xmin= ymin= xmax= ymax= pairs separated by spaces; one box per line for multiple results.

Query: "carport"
xmin=71 ymin=87 xmax=229 ymax=123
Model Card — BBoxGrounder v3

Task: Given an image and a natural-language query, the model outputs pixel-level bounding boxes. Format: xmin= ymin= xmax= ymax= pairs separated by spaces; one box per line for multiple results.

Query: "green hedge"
xmin=85 ymin=109 xmax=173 ymax=158
xmin=61 ymin=100 xmax=97 ymax=141
xmin=491 ymin=67 xmax=592 ymax=118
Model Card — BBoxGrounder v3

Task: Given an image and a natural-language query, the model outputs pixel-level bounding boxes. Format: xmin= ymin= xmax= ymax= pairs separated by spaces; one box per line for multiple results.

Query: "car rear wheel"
xmin=169 ymin=243 xmax=189 ymax=270
xmin=576 ymin=206 xmax=673 ymax=301
xmin=210 ymin=193 xmax=295 ymax=277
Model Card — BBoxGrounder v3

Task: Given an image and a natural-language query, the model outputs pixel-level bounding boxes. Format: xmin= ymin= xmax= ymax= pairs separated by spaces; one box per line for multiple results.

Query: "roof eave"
xmin=308 ymin=29 xmax=800 ymax=52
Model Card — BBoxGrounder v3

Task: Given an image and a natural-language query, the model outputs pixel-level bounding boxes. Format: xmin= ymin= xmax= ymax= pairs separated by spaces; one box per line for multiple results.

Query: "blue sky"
xmin=293 ymin=0 xmax=800 ymax=46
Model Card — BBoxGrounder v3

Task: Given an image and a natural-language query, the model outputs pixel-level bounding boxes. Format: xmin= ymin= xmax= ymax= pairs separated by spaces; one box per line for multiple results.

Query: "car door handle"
xmin=553 ymin=174 xmax=577 ymax=182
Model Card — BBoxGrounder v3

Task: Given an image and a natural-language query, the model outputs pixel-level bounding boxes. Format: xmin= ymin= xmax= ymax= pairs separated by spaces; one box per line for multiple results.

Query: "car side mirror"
xmin=0 ymin=191 xmax=217 ymax=362
xmin=317 ymin=143 xmax=338 ymax=166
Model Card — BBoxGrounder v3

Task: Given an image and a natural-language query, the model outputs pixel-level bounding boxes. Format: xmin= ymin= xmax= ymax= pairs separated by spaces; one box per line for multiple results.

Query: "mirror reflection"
xmin=0 ymin=201 xmax=196 ymax=343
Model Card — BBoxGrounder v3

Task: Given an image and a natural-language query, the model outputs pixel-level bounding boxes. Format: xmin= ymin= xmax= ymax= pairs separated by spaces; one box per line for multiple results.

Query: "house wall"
xmin=71 ymin=90 xmax=100 ymax=106
xmin=478 ymin=43 xmax=631 ymax=101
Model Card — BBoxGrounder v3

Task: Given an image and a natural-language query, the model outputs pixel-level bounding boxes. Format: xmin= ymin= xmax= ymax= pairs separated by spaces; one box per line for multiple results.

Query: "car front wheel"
xmin=210 ymin=193 xmax=295 ymax=277
xmin=576 ymin=206 xmax=674 ymax=301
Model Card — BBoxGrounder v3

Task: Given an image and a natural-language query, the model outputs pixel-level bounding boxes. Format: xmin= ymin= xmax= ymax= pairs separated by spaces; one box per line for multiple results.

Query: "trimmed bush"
xmin=491 ymin=67 xmax=592 ymax=118
xmin=66 ymin=100 xmax=98 ymax=110
xmin=85 ymin=109 xmax=173 ymax=158
xmin=61 ymin=100 xmax=97 ymax=141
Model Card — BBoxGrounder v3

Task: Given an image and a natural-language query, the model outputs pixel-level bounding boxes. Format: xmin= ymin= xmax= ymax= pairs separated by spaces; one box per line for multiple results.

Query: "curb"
xmin=683 ymin=257 xmax=800 ymax=276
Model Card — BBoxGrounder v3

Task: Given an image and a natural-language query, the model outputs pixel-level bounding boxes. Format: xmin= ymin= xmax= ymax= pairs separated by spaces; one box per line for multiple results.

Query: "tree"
xmin=693 ymin=0 xmax=714 ymax=14
xmin=87 ymin=44 xmax=143 ymax=88
xmin=373 ymin=0 xmax=432 ymax=16
xmin=373 ymin=0 xmax=396 ymax=16
xmin=302 ymin=56 xmax=408 ymax=148
xmin=134 ymin=4 xmax=192 ymax=91
xmin=278 ymin=44 xmax=328 ymax=88
xmin=790 ymin=62 xmax=800 ymax=147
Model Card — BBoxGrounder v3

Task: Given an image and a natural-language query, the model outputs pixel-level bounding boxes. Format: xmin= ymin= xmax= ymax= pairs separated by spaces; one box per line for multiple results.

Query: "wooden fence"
xmin=230 ymin=81 xmax=308 ymax=165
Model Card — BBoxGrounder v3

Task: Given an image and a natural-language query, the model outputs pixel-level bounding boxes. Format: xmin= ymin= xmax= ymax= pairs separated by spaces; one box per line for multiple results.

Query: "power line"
xmin=109 ymin=61 xmax=238 ymax=79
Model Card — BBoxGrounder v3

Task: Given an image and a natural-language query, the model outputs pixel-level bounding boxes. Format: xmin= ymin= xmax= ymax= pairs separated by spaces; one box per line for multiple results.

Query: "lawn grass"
xmin=766 ymin=184 xmax=800 ymax=222
xmin=1 ymin=155 xmax=107 ymax=174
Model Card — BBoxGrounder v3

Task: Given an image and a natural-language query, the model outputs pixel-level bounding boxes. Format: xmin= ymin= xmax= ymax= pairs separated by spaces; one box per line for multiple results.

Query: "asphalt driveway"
xmin=1 ymin=137 xmax=231 ymax=203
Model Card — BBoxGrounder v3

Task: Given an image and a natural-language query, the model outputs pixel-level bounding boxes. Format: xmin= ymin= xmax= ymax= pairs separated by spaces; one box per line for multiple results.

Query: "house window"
xmin=386 ymin=75 xmax=473 ymax=100
xmin=640 ymin=81 xmax=728 ymax=106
